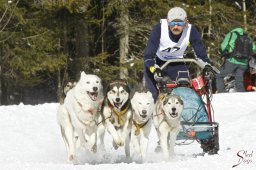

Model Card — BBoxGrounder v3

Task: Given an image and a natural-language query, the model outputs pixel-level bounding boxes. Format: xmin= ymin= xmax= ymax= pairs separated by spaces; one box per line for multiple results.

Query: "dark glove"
xmin=203 ymin=65 xmax=216 ymax=80
xmin=154 ymin=68 xmax=164 ymax=82
xmin=203 ymin=65 xmax=213 ymax=72
xmin=220 ymin=50 xmax=231 ymax=58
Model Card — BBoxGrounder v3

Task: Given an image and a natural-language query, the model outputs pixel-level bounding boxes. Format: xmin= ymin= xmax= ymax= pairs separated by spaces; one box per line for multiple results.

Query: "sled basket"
xmin=177 ymin=121 xmax=219 ymax=140
xmin=156 ymin=58 xmax=220 ymax=154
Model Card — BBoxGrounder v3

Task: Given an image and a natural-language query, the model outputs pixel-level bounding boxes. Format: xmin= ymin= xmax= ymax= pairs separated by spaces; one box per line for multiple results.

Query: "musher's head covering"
xmin=167 ymin=7 xmax=187 ymax=22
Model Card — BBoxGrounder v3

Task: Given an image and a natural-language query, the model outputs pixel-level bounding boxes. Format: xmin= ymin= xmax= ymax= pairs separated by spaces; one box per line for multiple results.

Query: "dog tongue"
xmin=114 ymin=102 xmax=121 ymax=108
xmin=90 ymin=92 xmax=98 ymax=100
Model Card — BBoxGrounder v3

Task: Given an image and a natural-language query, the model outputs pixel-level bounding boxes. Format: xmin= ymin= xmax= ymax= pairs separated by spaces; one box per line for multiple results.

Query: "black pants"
xmin=216 ymin=60 xmax=247 ymax=92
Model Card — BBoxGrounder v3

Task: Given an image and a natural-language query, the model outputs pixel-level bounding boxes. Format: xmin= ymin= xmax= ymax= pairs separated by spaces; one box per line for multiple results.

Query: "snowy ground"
xmin=0 ymin=92 xmax=255 ymax=170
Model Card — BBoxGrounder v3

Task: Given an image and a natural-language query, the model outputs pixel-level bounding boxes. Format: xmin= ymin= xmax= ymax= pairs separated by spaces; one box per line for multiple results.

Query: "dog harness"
xmin=109 ymin=103 xmax=130 ymax=127
xmin=132 ymin=119 xmax=149 ymax=136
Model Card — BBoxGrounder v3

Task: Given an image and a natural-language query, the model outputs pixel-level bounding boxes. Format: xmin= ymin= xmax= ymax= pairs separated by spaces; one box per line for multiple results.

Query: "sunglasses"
xmin=169 ymin=21 xmax=185 ymax=26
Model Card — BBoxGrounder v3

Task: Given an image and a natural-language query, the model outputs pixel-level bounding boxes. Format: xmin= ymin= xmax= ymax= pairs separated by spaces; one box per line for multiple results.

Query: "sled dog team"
xmin=57 ymin=71 xmax=184 ymax=163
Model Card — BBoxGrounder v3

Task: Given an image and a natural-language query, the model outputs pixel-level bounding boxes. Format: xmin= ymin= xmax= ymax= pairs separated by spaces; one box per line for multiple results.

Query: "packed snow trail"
xmin=0 ymin=92 xmax=256 ymax=170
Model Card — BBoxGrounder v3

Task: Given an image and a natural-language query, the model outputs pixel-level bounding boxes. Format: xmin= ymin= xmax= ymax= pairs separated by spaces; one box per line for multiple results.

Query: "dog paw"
xmin=112 ymin=140 xmax=119 ymax=150
xmin=117 ymin=140 xmax=125 ymax=147
xmin=91 ymin=144 xmax=97 ymax=153
xmin=68 ymin=154 xmax=75 ymax=161
xmin=119 ymin=140 xmax=124 ymax=147
xmin=154 ymin=145 xmax=162 ymax=153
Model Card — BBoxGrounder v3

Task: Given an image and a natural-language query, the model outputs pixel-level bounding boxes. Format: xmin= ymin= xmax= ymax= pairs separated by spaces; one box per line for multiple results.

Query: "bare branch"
xmin=0 ymin=0 xmax=21 ymax=33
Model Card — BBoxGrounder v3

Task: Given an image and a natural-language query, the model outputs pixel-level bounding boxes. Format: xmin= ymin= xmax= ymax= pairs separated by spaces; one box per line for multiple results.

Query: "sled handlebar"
xmin=159 ymin=58 xmax=220 ymax=74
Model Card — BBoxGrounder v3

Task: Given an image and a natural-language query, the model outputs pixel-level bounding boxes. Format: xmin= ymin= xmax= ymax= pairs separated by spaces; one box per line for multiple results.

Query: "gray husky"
xmin=98 ymin=79 xmax=132 ymax=157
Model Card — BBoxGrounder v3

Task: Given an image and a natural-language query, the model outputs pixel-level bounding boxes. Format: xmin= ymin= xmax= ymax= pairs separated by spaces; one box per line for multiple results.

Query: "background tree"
xmin=0 ymin=0 xmax=255 ymax=105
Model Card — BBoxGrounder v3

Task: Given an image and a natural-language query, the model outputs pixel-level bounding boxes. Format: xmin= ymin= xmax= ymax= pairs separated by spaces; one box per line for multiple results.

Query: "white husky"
xmin=130 ymin=91 xmax=155 ymax=161
xmin=153 ymin=93 xmax=184 ymax=159
xmin=99 ymin=79 xmax=132 ymax=157
xmin=57 ymin=71 xmax=103 ymax=162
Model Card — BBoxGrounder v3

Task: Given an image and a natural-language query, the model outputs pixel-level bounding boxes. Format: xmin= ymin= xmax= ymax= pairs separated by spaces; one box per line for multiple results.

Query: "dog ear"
xmin=163 ymin=96 xmax=168 ymax=105
xmin=146 ymin=91 xmax=154 ymax=102
xmin=81 ymin=71 xmax=86 ymax=77
xmin=119 ymin=79 xmax=131 ymax=95
xmin=122 ymin=79 xmax=131 ymax=94
xmin=133 ymin=92 xmax=138 ymax=97
xmin=146 ymin=91 xmax=152 ymax=96
xmin=177 ymin=96 xmax=184 ymax=105
xmin=73 ymin=81 xmax=77 ymax=87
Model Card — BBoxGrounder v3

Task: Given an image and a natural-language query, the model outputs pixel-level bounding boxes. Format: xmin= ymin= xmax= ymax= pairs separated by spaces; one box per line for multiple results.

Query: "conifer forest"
xmin=0 ymin=0 xmax=255 ymax=104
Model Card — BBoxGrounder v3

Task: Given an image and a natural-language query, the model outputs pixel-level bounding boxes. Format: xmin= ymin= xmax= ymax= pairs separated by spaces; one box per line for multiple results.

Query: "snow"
xmin=0 ymin=92 xmax=256 ymax=170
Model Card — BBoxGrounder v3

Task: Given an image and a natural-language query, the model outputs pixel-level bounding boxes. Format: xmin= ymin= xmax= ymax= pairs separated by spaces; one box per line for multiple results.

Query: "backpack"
xmin=232 ymin=31 xmax=253 ymax=59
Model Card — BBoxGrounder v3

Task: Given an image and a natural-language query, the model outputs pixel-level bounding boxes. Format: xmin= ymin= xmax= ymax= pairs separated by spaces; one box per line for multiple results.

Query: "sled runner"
xmin=157 ymin=58 xmax=220 ymax=154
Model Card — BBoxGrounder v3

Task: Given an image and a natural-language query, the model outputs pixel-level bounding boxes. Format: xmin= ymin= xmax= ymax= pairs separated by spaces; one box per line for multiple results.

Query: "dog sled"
xmin=157 ymin=58 xmax=220 ymax=154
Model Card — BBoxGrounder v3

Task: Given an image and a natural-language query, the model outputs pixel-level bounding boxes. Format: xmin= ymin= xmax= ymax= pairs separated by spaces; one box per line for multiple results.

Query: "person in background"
xmin=244 ymin=57 xmax=256 ymax=91
xmin=216 ymin=27 xmax=256 ymax=93
xmin=144 ymin=6 xmax=212 ymax=102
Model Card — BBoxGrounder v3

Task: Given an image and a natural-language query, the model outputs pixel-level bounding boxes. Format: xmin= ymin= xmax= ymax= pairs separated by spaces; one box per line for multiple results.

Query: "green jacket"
xmin=220 ymin=27 xmax=256 ymax=65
